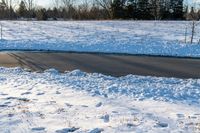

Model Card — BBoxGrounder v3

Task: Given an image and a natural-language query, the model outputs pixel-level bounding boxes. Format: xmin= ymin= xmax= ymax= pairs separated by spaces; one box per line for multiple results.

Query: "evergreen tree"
xmin=53 ymin=7 xmax=59 ymax=19
xmin=36 ymin=8 xmax=48 ymax=20
xmin=149 ymin=0 xmax=162 ymax=20
xmin=0 ymin=0 xmax=186 ymax=20
xmin=9 ymin=6 xmax=17 ymax=19
xmin=138 ymin=0 xmax=151 ymax=19
xmin=170 ymin=0 xmax=184 ymax=19
xmin=111 ymin=0 xmax=126 ymax=19
xmin=18 ymin=1 xmax=27 ymax=18
xmin=126 ymin=0 xmax=138 ymax=19
xmin=0 ymin=0 xmax=8 ymax=19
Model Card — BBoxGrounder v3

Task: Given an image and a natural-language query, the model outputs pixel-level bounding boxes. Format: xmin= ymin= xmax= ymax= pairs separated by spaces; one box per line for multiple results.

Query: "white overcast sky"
xmin=37 ymin=0 xmax=85 ymax=7
xmin=37 ymin=0 xmax=51 ymax=7
xmin=36 ymin=0 xmax=198 ymax=7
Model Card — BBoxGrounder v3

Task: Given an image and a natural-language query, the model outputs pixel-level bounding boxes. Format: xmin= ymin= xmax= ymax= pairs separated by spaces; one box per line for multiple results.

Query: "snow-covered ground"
xmin=0 ymin=21 xmax=200 ymax=132
xmin=0 ymin=21 xmax=200 ymax=57
xmin=0 ymin=67 xmax=200 ymax=132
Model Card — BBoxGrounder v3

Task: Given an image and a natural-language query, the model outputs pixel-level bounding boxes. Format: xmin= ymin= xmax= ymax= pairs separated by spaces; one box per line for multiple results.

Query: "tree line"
xmin=0 ymin=0 xmax=199 ymax=20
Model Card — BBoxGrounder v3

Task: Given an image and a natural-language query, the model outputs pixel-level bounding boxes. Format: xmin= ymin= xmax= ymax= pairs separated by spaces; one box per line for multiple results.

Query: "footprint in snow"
xmin=4 ymin=101 xmax=11 ymax=105
xmin=55 ymin=127 xmax=79 ymax=133
xmin=96 ymin=102 xmax=102 ymax=107
xmin=37 ymin=92 xmax=45 ymax=96
xmin=0 ymin=104 xmax=8 ymax=107
xmin=177 ymin=114 xmax=185 ymax=118
xmin=100 ymin=114 xmax=110 ymax=123
xmin=5 ymin=97 xmax=17 ymax=100
xmin=18 ymin=98 xmax=30 ymax=102
xmin=146 ymin=113 xmax=153 ymax=116
xmin=81 ymin=105 xmax=88 ymax=108
xmin=154 ymin=122 xmax=168 ymax=128
xmin=8 ymin=114 xmax=14 ymax=117
xmin=21 ymin=92 xmax=31 ymax=95
xmin=145 ymin=113 xmax=155 ymax=119
xmin=57 ymin=108 xmax=66 ymax=114
xmin=89 ymin=128 xmax=104 ymax=133
xmin=56 ymin=91 xmax=61 ymax=94
xmin=5 ymin=97 xmax=30 ymax=102
xmin=189 ymin=116 xmax=197 ymax=119
xmin=129 ymin=108 xmax=140 ymax=115
xmin=31 ymin=127 xmax=46 ymax=131
xmin=50 ymin=101 xmax=56 ymax=104
xmin=65 ymin=103 xmax=73 ymax=107
xmin=0 ymin=93 xmax=8 ymax=96
xmin=112 ymin=111 xmax=118 ymax=114
xmin=127 ymin=123 xmax=137 ymax=128
xmin=130 ymin=108 xmax=140 ymax=113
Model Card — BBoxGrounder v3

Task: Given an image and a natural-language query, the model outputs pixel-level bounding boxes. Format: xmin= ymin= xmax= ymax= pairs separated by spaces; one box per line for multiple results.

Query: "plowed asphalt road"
xmin=0 ymin=52 xmax=200 ymax=78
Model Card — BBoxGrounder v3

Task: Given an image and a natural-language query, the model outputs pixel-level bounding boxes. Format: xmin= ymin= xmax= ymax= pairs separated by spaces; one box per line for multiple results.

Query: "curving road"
xmin=0 ymin=52 xmax=200 ymax=78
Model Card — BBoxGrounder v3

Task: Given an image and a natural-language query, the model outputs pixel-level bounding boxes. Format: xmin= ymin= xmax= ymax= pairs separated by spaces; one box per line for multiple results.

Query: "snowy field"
xmin=0 ymin=21 xmax=200 ymax=57
xmin=0 ymin=67 xmax=200 ymax=133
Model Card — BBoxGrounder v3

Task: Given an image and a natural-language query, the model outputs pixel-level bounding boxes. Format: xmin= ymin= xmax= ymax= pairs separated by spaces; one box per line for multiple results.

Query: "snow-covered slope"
xmin=0 ymin=21 xmax=200 ymax=57
xmin=0 ymin=67 xmax=200 ymax=132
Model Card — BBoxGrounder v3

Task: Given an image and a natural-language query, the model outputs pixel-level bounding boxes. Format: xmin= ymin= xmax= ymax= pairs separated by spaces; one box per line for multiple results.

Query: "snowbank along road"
xmin=0 ymin=67 xmax=200 ymax=132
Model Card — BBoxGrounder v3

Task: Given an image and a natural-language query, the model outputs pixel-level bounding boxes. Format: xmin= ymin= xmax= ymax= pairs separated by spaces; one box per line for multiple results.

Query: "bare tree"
xmin=149 ymin=0 xmax=162 ymax=20
xmin=77 ymin=0 xmax=90 ymax=19
xmin=27 ymin=0 xmax=34 ymax=11
xmin=61 ymin=0 xmax=73 ymax=9
xmin=8 ymin=0 xmax=14 ymax=19
xmin=24 ymin=0 xmax=35 ymax=18
xmin=0 ymin=0 xmax=17 ymax=19
xmin=95 ymin=0 xmax=113 ymax=19
xmin=52 ymin=0 xmax=60 ymax=8
xmin=81 ymin=0 xmax=89 ymax=13
xmin=61 ymin=0 xmax=76 ymax=19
